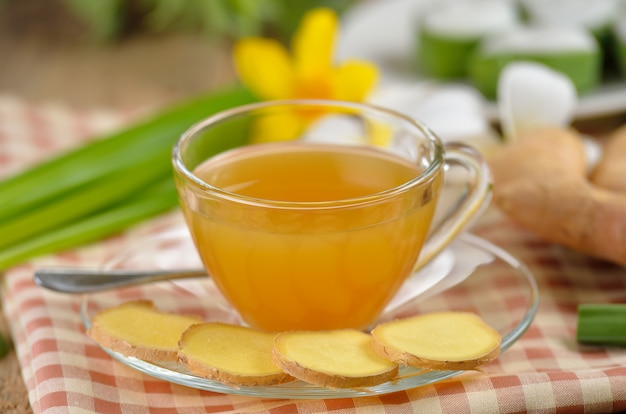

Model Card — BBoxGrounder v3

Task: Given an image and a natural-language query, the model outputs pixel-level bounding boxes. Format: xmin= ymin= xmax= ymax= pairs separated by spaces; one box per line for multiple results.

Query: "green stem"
xmin=0 ymin=152 xmax=171 ymax=250
xmin=0 ymin=178 xmax=179 ymax=270
xmin=577 ymin=304 xmax=626 ymax=345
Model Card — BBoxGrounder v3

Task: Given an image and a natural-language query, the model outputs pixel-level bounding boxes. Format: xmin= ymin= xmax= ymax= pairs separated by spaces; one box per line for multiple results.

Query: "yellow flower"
xmin=233 ymin=8 xmax=379 ymax=143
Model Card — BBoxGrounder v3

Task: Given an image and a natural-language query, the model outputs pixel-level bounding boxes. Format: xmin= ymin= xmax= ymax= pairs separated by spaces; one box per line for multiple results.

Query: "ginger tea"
xmin=181 ymin=142 xmax=442 ymax=331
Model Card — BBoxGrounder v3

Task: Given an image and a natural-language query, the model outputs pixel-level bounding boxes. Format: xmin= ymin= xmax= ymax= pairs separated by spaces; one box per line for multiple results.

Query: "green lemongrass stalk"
xmin=577 ymin=304 xmax=626 ymax=346
xmin=0 ymin=178 xmax=178 ymax=270
xmin=0 ymin=86 xmax=255 ymax=223
xmin=0 ymin=152 xmax=171 ymax=250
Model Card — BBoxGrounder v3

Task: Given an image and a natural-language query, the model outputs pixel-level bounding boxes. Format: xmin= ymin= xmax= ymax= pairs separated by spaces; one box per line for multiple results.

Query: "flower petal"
xmin=250 ymin=111 xmax=305 ymax=144
xmin=332 ymin=60 xmax=379 ymax=102
xmin=292 ymin=8 xmax=337 ymax=79
xmin=233 ymin=38 xmax=295 ymax=100
xmin=366 ymin=121 xmax=393 ymax=147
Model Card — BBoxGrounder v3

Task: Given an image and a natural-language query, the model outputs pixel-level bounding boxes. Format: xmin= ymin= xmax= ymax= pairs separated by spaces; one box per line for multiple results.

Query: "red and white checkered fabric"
xmin=2 ymin=95 xmax=626 ymax=413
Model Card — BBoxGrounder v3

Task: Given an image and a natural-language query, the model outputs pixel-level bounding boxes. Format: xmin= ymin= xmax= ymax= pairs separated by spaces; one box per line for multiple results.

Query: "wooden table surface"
xmin=0 ymin=1 xmax=235 ymax=412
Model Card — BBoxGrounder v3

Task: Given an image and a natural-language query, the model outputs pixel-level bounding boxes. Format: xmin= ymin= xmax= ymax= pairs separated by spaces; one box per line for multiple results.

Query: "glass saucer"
xmin=80 ymin=228 xmax=539 ymax=399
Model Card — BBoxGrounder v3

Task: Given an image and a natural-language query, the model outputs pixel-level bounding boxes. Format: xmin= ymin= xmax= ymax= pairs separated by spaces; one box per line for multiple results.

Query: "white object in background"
xmin=337 ymin=0 xmax=626 ymax=120
xmin=498 ymin=61 xmax=577 ymax=140
xmin=370 ymin=83 xmax=501 ymax=155
xmin=521 ymin=0 xmax=619 ymax=31
xmin=497 ymin=61 xmax=602 ymax=172
xmin=301 ymin=115 xmax=363 ymax=144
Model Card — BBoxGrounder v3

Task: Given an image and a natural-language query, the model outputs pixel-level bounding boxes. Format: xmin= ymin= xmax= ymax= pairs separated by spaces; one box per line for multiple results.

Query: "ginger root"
xmin=489 ymin=126 xmax=626 ymax=267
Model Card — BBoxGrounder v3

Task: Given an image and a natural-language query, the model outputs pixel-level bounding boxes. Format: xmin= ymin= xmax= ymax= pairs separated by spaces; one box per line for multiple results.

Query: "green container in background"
xmin=614 ymin=17 xmax=626 ymax=77
xmin=468 ymin=26 xmax=601 ymax=100
xmin=417 ymin=0 xmax=518 ymax=79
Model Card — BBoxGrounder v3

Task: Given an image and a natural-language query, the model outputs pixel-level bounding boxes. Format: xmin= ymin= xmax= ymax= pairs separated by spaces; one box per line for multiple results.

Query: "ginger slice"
xmin=371 ymin=311 xmax=501 ymax=370
xmin=272 ymin=329 xmax=398 ymax=388
xmin=87 ymin=300 xmax=201 ymax=361
xmin=178 ymin=323 xmax=293 ymax=386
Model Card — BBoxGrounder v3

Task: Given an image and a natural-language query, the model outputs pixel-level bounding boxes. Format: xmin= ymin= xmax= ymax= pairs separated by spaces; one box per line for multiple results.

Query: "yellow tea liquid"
xmin=183 ymin=142 xmax=441 ymax=331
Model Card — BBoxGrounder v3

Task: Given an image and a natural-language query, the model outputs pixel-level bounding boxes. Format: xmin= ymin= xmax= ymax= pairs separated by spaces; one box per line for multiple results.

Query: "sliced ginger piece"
xmin=178 ymin=323 xmax=293 ymax=386
xmin=87 ymin=300 xmax=201 ymax=361
xmin=272 ymin=329 xmax=398 ymax=388
xmin=371 ymin=311 xmax=501 ymax=371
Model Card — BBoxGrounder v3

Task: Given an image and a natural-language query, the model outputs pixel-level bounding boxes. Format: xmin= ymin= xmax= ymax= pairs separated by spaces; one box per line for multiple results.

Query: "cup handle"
xmin=415 ymin=142 xmax=493 ymax=269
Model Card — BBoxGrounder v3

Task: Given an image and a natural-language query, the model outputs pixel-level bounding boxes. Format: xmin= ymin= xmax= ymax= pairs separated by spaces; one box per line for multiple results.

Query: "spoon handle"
xmin=34 ymin=267 xmax=207 ymax=294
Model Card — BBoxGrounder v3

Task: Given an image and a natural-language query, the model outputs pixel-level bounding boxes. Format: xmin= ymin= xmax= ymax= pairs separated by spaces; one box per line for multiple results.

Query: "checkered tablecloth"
xmin=2 ymin=94 xmax=626 ymax=413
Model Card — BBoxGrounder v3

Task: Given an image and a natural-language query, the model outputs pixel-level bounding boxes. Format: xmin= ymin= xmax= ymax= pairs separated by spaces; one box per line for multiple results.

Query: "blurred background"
xmin=0 ymin=0 xmax=354 ymax=110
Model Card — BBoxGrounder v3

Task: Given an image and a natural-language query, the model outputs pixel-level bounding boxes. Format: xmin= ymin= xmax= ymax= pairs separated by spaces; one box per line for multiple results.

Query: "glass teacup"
xmin=172 ymin=100 xmax=491 ymax=332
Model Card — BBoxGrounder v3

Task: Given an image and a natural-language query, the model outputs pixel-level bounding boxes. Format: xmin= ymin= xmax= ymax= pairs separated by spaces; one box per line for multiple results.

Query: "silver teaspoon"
xmin=34 ymin=267 xmax=207 ymax=293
